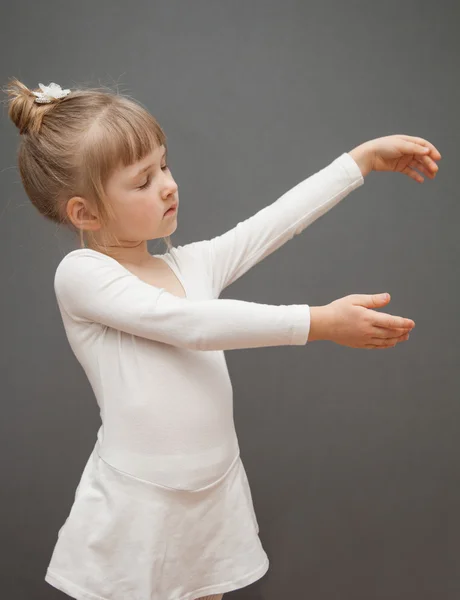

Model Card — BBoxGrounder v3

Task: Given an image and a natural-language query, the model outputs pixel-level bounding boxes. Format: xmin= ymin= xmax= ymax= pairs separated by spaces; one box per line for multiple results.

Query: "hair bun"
xmin=5 ymin=77 xmax=54 ymax=135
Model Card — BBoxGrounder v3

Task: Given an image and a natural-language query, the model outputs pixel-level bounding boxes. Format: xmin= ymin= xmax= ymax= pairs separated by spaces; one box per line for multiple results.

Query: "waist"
xmin=96 ymin=429 xmax=240 ymax=491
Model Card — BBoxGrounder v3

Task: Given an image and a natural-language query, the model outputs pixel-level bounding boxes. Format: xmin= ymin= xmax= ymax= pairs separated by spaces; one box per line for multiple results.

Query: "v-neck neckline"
xmin=152 ymin=252 xmax=188 ymax=300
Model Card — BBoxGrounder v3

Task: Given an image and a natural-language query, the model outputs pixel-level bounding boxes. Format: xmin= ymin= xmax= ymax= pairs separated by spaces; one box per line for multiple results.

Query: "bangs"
xmin=77 ymin=96 xmax=167 ymax=218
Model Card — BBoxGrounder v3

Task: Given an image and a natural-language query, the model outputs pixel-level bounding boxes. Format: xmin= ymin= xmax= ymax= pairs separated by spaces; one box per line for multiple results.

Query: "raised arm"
xmin=178 ymin=133 xmax=441 ymax=300
xmin=184 ymin=152 xmax=364 ymax=298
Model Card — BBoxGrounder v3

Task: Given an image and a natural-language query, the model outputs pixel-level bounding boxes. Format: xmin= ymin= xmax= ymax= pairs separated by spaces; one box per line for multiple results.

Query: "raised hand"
xmin=349 ymin=134 xmax=441 ymax=181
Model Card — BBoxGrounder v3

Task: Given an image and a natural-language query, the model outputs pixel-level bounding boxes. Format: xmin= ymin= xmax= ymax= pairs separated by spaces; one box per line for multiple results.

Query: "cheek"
xmin=126 ymin=196 xmax=164 ymax=232
xmin=121 ymin=196 xmax=163 ymax=224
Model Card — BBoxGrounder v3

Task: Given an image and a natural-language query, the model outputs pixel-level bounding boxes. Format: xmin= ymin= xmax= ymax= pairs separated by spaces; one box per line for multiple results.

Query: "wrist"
xmin=348 ymin=142 xmax=375 ymax=178
xmin=308 ymin=305 xmax=333 ymax=342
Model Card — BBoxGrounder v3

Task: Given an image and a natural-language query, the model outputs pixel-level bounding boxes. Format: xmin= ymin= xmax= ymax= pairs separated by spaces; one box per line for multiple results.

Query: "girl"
xmin=6 ymin=79 xmax=440 ymax=600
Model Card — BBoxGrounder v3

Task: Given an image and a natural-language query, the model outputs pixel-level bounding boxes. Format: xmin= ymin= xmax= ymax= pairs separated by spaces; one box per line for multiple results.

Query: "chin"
xmin=164 ymin=218 xmax=178 ymax=234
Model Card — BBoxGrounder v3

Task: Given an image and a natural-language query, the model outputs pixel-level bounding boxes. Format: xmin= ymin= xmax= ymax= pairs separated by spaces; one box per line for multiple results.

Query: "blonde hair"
xmin=4 ymin=78 xmax=173 ymax=253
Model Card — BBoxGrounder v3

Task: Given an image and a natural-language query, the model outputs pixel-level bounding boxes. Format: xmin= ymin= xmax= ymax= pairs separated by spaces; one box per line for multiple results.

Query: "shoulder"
xmin=55 ymin=248 xmax=111 ymax=276
xmin=54 ymin=248 xmax=122 ymax=296
xmin=57 ymin=248 xmax=117 ymax=265
xmin=55 ymin=248 xmax=122 ymax=273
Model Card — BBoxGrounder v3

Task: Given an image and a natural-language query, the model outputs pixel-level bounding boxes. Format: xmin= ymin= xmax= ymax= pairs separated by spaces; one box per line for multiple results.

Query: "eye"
xmin=138 ymin=177 xmax=151 ymax=190
xmin=138 ymin=164 xmax=169 ymax=190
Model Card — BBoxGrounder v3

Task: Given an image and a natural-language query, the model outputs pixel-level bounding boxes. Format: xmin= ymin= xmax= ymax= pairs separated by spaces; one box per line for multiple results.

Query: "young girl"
xmin=6 ymin=79 xmax=440 ymax=600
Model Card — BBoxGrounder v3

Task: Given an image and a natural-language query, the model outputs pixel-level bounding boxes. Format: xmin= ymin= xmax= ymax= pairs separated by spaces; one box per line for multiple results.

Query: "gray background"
xmin=1 ymin=1 xmax=459 ymax=598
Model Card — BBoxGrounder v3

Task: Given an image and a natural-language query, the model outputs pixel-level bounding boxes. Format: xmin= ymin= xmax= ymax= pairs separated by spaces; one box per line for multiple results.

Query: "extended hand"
xmin=312 ymin=293 xmax=415 ymax=349
xmin=349 ymin=134 xmax=441 ymax=181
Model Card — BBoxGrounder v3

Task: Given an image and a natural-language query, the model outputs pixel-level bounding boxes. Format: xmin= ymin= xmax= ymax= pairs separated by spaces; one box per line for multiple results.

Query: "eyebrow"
xmin=133 ymin=148 xmax=167 ymax=178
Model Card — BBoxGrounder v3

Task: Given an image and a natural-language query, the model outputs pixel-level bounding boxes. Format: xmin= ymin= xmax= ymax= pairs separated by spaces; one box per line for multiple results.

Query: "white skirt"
xmin=44 ymin=441 xmax=269 ymax=600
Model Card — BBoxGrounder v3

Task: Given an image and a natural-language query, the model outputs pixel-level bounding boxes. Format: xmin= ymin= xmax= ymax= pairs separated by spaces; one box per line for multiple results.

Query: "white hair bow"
xmin=33 ymin=82 xmax=71 ymax=104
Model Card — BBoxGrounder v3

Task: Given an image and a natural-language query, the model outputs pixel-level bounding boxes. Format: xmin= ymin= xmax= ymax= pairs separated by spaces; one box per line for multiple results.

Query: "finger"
xmin=350 ymin=293 xmax=391 ymax=308
xmin=371 ymin=327 xmax=412 ymax=339
xmin=401 ymin=140 xmax=431 ymax=157
xmin=416 ymin=153 xmax=440 ymax=173
xmin=402 ymin=165 xmax=425 ymax=183
xmin=409 ymin=158 xmax=437 ymax=178
xmin=371 ymin=343 xmax=399 ymax=349
xmin=364 ymin=344 xmax=396 ymax=349
xmin=398 ymin=135 xmax=442 ymax=160
xmin=373 ymin=313 xmax=415 ymax=329
xmin=376 ymin=334 xmax=409 ymax=348
xmin=371 ymin=331 xmax=410 ymax=344
xmin=364 ymin=336 xmax=408 ymax=349
xmin=401 ymin=135 xmax=442 ymax=159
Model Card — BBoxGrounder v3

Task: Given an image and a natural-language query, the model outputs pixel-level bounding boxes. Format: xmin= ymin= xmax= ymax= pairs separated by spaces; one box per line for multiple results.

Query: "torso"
xmin=119 ymin=256 xmax=186 ymax=299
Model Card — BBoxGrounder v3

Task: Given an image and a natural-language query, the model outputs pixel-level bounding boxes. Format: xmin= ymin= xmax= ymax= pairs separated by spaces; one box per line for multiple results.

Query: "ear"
xmin=66 ymin=196 xmax=101 ymax=232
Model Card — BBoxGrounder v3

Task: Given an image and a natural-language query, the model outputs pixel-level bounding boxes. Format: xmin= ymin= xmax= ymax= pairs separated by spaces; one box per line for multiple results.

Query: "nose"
xmin=161 ymin=173 xmax=178 ymax=200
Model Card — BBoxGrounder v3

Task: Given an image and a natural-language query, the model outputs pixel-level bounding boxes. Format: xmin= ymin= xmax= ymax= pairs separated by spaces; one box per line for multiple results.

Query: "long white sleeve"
xmin=54 ymin=251 xmax=310 ymax=351
xmin=175 ymin=152 xmax=364 ymax=298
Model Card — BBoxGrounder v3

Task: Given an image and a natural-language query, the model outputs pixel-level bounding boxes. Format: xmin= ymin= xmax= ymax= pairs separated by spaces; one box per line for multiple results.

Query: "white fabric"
xmin=44 ymin=152 xmax=364 ymax=600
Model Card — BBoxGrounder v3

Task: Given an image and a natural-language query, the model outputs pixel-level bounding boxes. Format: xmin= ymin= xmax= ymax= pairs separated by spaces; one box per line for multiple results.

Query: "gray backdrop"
xmin=1 ymin=1 xmax=459 ymax=599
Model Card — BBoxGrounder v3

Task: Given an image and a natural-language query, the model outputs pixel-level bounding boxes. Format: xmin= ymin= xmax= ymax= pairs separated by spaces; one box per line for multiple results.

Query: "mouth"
xmin=164 ymin=203 xmax=178 ymax=217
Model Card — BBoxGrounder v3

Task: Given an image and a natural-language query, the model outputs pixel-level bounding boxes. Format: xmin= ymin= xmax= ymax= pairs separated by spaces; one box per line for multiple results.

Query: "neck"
xmin=90 ymin=239 xmax=154 ymax=266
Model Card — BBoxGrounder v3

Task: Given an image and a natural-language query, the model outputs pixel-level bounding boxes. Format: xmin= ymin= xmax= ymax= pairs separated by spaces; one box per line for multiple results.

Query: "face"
xmin=101 ymin=144 xmax=179 ymax=242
